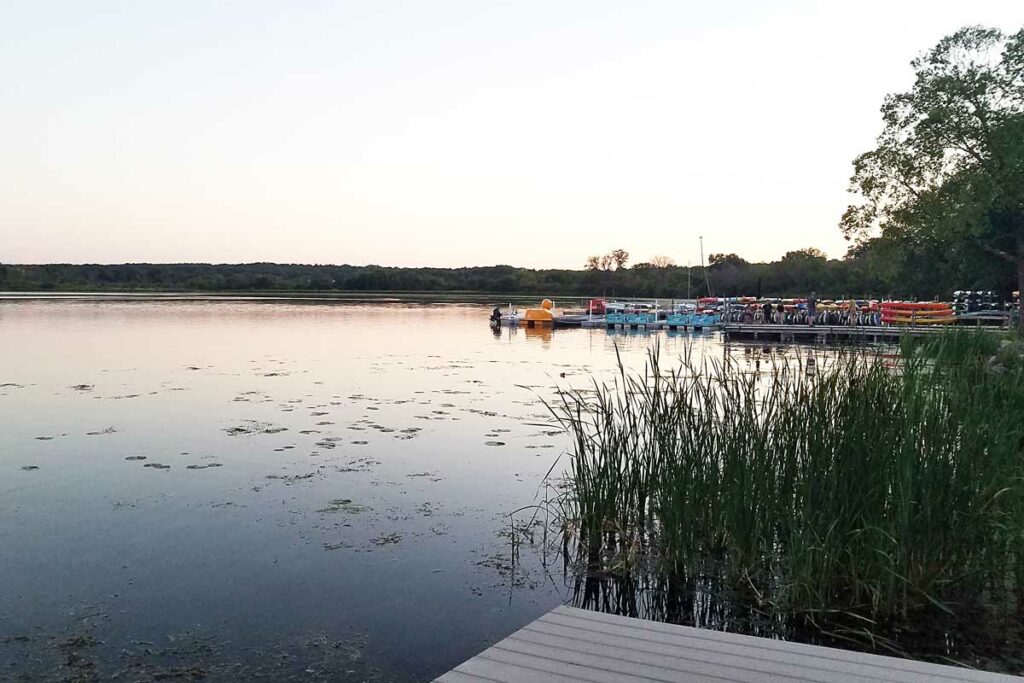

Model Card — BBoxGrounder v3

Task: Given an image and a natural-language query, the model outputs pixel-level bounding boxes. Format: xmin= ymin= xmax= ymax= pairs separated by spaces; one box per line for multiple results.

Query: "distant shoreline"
xmin=0 ymin=291 xmax=603 ymax=305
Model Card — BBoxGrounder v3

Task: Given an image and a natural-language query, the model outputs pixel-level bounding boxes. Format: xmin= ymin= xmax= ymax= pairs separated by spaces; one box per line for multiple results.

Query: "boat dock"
xmin=721 ymin=323 xmax=952 ymax=342
xmin=559 ymin=321 xmax=717 ymax=331
xmin=436 ymin=605 xmax=1019 ymax=682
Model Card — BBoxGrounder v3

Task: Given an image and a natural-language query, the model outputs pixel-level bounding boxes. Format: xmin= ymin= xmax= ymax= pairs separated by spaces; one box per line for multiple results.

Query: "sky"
xmin=1 ymin=1 xmax=1021 ymax=269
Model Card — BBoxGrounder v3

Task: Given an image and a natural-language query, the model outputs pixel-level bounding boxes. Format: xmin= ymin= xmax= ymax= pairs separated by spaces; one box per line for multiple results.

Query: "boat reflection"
xmin=523 ymin=325 xmax=553 ymax=344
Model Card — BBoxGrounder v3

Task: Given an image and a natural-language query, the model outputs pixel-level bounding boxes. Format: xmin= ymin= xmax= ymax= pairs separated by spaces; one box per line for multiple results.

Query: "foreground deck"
xmin=437 ymin=606 xmax=1019 ymax=682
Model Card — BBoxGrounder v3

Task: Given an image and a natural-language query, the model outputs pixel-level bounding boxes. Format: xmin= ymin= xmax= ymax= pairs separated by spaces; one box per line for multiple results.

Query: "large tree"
xmin=841 ymin=26 xmax=1024 ymax=319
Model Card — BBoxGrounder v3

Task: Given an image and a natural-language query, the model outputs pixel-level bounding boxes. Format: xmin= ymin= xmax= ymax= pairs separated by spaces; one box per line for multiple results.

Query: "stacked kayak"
xmin=881 ymin=302 xmax=956 ymax=325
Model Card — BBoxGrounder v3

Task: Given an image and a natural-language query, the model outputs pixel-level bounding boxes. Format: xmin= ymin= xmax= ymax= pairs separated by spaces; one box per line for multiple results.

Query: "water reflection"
xmin=522 ymin=326 xmax=553 ymax=344
xmin=0 ymin=300 xmax=743 ymax=681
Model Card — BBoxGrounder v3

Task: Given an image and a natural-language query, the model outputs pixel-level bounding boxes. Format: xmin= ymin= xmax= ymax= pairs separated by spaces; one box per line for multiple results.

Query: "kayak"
xmin=880 ymin=302 xmax=952 ymax=311
xmin=883 ymin=316 xmax=957 ymax=325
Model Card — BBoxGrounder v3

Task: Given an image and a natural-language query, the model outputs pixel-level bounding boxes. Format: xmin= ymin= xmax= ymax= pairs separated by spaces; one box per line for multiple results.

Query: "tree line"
xmin=0 ymin=245 xmax=1011 ymax=300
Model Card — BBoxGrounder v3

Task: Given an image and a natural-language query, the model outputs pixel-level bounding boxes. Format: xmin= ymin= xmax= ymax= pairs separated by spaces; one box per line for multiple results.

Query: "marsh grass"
xmin=547 ymin=331 xmax=1024 ymax=658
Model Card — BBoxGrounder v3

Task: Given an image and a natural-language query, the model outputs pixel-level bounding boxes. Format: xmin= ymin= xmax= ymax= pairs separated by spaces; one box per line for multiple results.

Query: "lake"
xmin=0 ymin=299 xmax=731 ymax=681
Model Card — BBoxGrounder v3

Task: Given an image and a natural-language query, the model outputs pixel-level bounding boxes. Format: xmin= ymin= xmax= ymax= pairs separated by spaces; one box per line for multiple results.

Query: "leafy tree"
xmin=708 ymin=253 xmax=748 ymax=267
xmin=782 ymin=247 xmax=827 ymax=261
xmin=584 ymin=255 xmax=601 ymax=270
xmin=610 ymin=249 xmax=630 ymax=269
xmin=842 ymin=25 xmax=1024 ymax=319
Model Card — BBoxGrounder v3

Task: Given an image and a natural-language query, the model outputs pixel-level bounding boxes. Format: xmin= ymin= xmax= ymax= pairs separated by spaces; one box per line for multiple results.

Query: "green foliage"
xmin=843 ymin=25 xmax=1024 ymax=295
xmin=550 ymin=332 xmax=1024 ymax=653
xmin=0 ymin=255 xmax=991 ymax=300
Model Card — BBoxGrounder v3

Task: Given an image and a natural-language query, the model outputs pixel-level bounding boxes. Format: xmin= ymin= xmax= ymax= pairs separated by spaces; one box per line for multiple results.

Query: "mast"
xmin=700 ymin=235 xmax=712 ymax=297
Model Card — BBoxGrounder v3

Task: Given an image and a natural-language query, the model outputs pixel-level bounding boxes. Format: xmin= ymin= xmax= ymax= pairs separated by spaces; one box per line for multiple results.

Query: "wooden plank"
xmin=549 ymin=608 xmax=1016 ymax=680
xmin=435 ymin=671 xmax=493 ymax=683
xmin=540 ymin=608 xmax=1015 ymax=682
xmin=521 ymin=619 xmax=889 ymax=682
xmin=453 ymin=652 xmax=657 ymax=683
xmin=496 ymin=633 xmax=812 ymax=683
xmin=437 ymin=606 xmax=1021 ymax=683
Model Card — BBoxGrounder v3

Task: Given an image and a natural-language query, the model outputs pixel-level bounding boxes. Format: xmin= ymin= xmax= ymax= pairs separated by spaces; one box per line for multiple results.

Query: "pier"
xmin=720 ymin=323 xmax=951 ymax=343
xmin=437 ymin=606 xmax=1019 ymax=682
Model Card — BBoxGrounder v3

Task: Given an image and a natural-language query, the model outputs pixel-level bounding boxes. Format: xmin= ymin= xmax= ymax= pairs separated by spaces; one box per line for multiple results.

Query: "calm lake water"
xmin=0 ymin=300 xmax=732 ymax=681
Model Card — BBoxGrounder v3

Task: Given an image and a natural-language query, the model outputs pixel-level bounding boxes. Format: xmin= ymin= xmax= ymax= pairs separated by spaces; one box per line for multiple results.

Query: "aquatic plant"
xmin=548 ymin=331 xmax=1024 ymax=656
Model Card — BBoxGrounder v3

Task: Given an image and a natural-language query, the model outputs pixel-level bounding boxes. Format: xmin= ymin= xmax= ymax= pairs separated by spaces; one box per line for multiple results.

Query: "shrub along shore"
xmin=548 ymin=331 xmax=1024 ymax=669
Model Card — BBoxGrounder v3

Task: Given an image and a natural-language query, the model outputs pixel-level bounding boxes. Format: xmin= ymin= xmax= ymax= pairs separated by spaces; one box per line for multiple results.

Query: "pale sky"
xmin=1 ymin=1 xmax=1021 ymax=269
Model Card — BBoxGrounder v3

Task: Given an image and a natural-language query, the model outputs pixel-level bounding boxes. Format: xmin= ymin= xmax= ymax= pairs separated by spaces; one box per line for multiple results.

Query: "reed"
xmin=549 ymin=331 xmax=1024 ymax=648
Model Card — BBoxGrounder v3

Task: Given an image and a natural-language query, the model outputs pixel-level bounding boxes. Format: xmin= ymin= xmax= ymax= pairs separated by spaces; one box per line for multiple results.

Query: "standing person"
xmin=762 ymin=300 xmax=774 ymax=325
xmin=807 ymin=292 xmax=818 ymax=326
xmin=776 ymin=301 xmax=786 ymax=324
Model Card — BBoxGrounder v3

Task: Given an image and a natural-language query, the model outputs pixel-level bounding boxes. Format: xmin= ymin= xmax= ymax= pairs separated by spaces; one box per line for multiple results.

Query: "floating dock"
xmin=602 ymin=322 xmax=717 ymax=331
xmin=436 ymin=605 xmax=1019 ymax=682
xmin=721 ymin=323 xmax=954 ymax=342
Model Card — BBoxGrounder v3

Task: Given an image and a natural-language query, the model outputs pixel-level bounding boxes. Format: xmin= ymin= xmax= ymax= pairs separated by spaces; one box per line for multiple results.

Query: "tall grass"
xmin=549 ymin=331 xmax=1024 ymax=655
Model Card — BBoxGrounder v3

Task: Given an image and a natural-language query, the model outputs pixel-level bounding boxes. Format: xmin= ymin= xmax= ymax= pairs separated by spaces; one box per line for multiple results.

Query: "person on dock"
xmin=807 ymin=292 xmax=817 ymax=326
xmin=776 ymin=301 xmax=786 ymax=324
xmin=762 ymin=300 xmax=774 ymax=324
xmin=846 ymin=299 xmax=859 ymax=326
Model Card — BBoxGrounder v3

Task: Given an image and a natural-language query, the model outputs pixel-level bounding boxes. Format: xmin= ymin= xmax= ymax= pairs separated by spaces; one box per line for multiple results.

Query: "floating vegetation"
xmin=394 ymin=427 xmax=421 ymax=440
xmin=186 ymin=463 xmax=223 ymax=470
xmin=59 ymin=634 xmax=99 ymax=650
xmin=265 ymin=472 xmax=317 ymax=483
xmin=142 ymin=463 xmax=171 ymax=470
xmin=125 ymin=455 xmax=146 ymax=461
xmin=70 ymin=384 xmax=94 ymax=391
xmin=335 ymin=458 xmax=379 ymax=473
xmin=483 ymin=441 xmax=505 ymax=447
xmin=223 ymin=420 xmax=288 ymax=436
xmin=415 ymin=502 xmax=438 ymax=516
xmin=323 ymin=541 xmax=353 ymax=551
xmin=20 ymin=465 xmax=39 ymax=471
xmin=548 ymin=332 xmax=1024 ymax=664
xmin=86 ymin=426 xmax=117 ymax=436
xmin=369 ymin=532 xmax=402 ymax=546
xmin=317 ymin=499 xmax=371 ymax=514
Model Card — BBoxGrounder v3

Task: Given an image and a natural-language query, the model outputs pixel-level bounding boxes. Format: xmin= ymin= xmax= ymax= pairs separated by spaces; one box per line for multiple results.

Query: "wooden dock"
xmin=721 ymin=323 xmax=952 ymax=343
xmin=436 ymin=606 xmax=1020 ymax=682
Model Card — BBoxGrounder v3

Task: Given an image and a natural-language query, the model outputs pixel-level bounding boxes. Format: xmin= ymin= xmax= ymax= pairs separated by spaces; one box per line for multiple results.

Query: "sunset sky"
xmin=2 ymin=1 xmax=1021 ymax=269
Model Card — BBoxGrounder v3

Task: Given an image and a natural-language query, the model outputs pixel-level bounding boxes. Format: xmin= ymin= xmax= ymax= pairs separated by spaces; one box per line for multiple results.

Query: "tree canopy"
xmin=842 ymin=25 xmax=1024 ymax=312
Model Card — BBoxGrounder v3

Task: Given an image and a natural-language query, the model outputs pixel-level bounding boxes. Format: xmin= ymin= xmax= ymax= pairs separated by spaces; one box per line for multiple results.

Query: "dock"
xmin=720 ymin=323 xmax=952 ymax=342
xmin=436 ymin=605 xmax=1020 ymax=682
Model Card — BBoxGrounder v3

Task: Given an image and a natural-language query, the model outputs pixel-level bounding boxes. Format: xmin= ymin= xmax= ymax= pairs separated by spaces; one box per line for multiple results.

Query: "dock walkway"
xmin=721 ymin=323 xmax=950 ymax=342
xmin=436 ymin=605 xmax=1020 ymax=682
